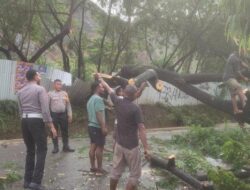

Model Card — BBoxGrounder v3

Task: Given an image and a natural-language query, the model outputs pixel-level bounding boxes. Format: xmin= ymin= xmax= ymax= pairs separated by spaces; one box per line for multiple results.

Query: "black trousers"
xmin=51 ymin=112 xmax=69 ymax=148
xmin=21 ymin=118 xmax=47 ymax=184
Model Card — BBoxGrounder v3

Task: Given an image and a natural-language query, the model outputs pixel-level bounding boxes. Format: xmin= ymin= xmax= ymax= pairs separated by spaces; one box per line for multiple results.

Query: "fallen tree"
xmin=116 ymin=65 xmax=234 ymax=116
xmin=149 ymin=154 xmax=214 ymax=190
xmin=112 ymin=65 xmax=250 ymax=124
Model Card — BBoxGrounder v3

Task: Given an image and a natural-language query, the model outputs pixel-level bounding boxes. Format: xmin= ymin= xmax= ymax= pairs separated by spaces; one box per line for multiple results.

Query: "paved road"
xmin=1 ymin=129 xmax=180 ymax=190
xmin=1 ymin=125 xmax=241 ymax=190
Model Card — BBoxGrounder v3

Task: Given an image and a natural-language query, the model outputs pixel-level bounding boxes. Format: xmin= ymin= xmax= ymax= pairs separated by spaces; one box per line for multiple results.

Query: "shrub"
xmin=208 ymin=169 xmax=250 ymax=190
xmin=0 ymin=100 xmax=20 ymax=135
xmin=222 ymin=140 xmax=250 ymax=169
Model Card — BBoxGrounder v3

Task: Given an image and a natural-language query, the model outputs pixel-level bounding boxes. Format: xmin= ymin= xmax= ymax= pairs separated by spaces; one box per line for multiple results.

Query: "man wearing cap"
xmin=98 ymin=77 xmax=149 ymax=190
xmin=48 ymin=79 xmax=74 ymax=153
xmin=17 ymin=69 xmax=57 ymax=190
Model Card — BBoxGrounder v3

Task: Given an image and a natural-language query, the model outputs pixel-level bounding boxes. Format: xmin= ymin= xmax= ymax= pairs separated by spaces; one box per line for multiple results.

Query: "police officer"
xmin=48 ymin=79 xmax=74 ymax=153
xmin=17 ymin=69 xmax=57 ymax=190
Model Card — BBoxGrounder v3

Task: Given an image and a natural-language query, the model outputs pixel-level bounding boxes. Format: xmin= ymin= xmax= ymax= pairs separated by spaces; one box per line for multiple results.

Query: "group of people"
xmin=87 ymin=75 xmax=149 ymax=190
xmin=16 ymin=50 xmax=248 ymax=190
xmin=17 ymin=69 xmax=149 ymax=190
xmin=17 ymin=70 xmax=75 ymax=190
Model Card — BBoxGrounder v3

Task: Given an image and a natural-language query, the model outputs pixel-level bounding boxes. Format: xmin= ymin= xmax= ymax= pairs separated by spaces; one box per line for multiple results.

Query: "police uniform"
xmin=48 ymin=90 xmax=73 ymax=152
xmin=17 ymin=82 xmax=52 ymax=186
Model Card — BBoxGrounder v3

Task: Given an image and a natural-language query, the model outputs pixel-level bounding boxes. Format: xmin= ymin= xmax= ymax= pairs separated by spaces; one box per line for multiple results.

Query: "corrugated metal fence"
xmin=0 ymin=59 xmax=233 ymax=106
xmin=0 ymin=59 xmax=74 ymax=101
xmin=0 ymin=60 xmax=16 ymax=100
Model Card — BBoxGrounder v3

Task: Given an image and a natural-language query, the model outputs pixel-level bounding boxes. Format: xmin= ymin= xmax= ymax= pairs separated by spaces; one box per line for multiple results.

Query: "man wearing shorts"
xmin=223 ymin=52 xmax=249 ymax=114
xmin=99 ymin=77 xmax=149 ymax=190
xmin=87 ymin=80 xmax=108 ymax=175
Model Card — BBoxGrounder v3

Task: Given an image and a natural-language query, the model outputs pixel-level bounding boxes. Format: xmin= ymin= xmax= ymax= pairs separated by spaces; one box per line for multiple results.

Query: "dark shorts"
xmin=88 ymin=126 xmax=105 ymax=147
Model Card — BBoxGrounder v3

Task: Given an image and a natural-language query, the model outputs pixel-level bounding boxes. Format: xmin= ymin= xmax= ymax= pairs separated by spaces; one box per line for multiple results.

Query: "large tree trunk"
xmin=118 ymin=65 xmax=234 ymax=116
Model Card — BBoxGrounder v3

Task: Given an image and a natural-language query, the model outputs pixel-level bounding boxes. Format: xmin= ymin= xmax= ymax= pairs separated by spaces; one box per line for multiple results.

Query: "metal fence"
xmin=0 ymin=59 xmax=73 ymax=101
xmin=0 ymin=60 xmax=16 ymax=100
xmin=0 ymin=59 xmax=231 ymax=106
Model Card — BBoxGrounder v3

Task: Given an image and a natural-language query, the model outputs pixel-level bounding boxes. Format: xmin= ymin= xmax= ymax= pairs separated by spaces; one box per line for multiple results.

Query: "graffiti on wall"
xmin=137 ymin=81 xmax=221 ymax=106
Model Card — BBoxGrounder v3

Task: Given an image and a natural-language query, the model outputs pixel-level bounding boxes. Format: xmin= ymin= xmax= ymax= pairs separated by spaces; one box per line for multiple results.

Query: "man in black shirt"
xmin=99 ymin=76 xmax=149 ymax=190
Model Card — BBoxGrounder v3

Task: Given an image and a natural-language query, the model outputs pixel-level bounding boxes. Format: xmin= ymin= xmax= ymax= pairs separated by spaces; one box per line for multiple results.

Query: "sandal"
xmin=95 ymin=168 xmax=108 ymax=176
xmin=90 ymin=168 xmax=98 ymax=173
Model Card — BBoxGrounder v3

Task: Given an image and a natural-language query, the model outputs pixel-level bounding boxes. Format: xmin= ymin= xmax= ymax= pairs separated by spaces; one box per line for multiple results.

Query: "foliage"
xmin=5 ymin=171 xmax=22 ymax=184
xmin=0 ymin=100 xmax=18 ymax=116
xmin=220 ymin=0 xmax=250 ymax=53
xmin=0 ymin=161 xmax=22 ymax=189
xmin=222 ymin=140 xmax=250 ymax=169
xmin=176 ymin=149 xmax=211 ymax=175
xmin=155 ymin=174 xmax=179 ymax=190
xmin=151 ymin=126 xmax=250 ymax=189
xmin=182 ymin=113 xmax=215 ymax=127
xmin=133 ymin=0 xmax=233 ymax=73
xmin=150 ymin=136 xmax=212 ymax=175
xmin=0 ymin=0 xmax=248 ymax=79
xmin=153 ymin=103 xmax=227 ymax=127
xmin=171 ymin=125 xmax=250 ymax=169
xmin=171 ymin=126 xmax=223 ymax=156
xmin=208 ymin=169 xmax=250 ymax=190
xmin=0 ymin=0 xmax=74 ymax=61
xmin=0 ymin=100 xmax=19 ymax=134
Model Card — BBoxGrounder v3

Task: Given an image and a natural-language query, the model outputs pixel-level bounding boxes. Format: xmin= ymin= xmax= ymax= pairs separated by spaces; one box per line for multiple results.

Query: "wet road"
xmin=1 ymin=129 xmax=181 ymax=190
xmin=1 ymin=125 xmax=238 ymax=190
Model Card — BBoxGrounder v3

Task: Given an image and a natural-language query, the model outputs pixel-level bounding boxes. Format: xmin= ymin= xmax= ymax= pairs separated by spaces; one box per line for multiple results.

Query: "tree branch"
xmin=97 ymin=0 xmax=114 ymax=72
xmin=0 ymin=47 xmax=11 ymax=60
xmin=29 ymin=0 xmax=76 ymax=63
xmin=169 ymin=47 xmax=196 ymax=71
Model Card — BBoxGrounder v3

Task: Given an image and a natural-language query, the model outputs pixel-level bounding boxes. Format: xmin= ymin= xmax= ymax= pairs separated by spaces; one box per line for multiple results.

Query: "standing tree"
xmin=0 ymin=0 xmax=79 ymax=65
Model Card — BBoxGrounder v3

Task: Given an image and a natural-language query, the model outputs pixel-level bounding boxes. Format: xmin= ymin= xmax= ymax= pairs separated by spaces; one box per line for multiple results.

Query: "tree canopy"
xmin=0 ymin=0 xmax=249 ymax=78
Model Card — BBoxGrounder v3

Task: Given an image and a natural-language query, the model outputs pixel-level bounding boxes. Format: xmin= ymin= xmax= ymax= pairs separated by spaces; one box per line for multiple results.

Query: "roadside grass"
xmin=0 ymin=161 xmax=22 ymax=190
xmin=150 ymin=125 xmax=250 ymax=190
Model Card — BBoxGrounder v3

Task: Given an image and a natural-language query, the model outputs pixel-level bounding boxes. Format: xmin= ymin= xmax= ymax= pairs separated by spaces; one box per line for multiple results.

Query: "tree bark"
xmin=149 ymin=154 xmax=214 ymax=190
xmin=59 ymin=39 xmax=70 ymax=72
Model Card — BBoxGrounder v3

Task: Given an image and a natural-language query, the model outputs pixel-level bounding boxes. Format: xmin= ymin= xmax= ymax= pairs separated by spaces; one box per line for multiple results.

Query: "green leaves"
xmin=222 ymin=140 xmax=249 ymax=169
xmin=220 ymin=0 xmax=250 ymax=52
xmin=208 ymin=169 xmax=250 ymax=190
